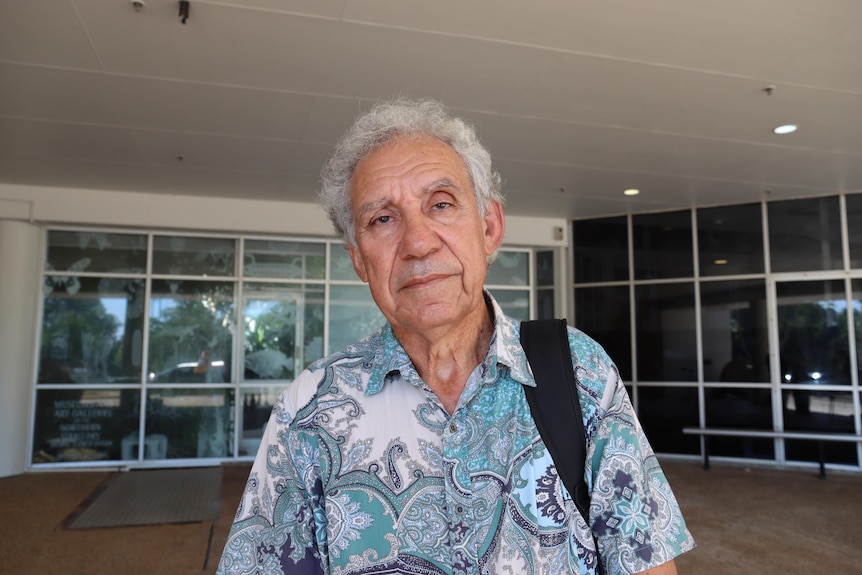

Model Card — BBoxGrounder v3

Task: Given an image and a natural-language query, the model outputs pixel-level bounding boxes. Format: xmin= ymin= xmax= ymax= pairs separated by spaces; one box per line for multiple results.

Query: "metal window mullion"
xmin=692 ymin=209 xmax=707 ymax=432
xmin=627 ymin=214 xmax=638 ymax=410
xmin=762 ymin=201 xmax=786 ymax=463
xmin=137 ymin=232 xmax=155 ymax=462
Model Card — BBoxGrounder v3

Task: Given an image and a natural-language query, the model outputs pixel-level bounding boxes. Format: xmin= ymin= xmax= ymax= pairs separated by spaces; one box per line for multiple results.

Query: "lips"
xmin=395 ymin=262 xmax=458 ymax=291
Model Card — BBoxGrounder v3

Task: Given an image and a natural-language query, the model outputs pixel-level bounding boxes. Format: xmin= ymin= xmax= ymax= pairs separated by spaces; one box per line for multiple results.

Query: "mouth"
xmin=399 ymin=274 xmax=450 ymax=290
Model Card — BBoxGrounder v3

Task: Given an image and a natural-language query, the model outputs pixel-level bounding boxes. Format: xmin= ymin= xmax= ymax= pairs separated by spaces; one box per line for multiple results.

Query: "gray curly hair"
xmin=319 ymin=98 xmax=504 ymax=246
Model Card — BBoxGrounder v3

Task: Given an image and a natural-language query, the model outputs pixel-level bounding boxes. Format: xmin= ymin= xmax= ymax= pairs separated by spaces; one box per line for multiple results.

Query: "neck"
xmin=393 ymin=301 xmax=494 ymax=414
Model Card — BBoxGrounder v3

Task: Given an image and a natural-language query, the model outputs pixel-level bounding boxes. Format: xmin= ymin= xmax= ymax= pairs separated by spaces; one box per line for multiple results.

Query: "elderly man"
xmin=216 ymin=99 xmax=694 ymax=575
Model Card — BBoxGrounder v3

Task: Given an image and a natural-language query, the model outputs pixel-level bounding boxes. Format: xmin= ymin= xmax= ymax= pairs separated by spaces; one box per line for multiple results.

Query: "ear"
xmin=347 ymin=243 xmax=369 ymax=283
xmin=482 ymin=200 xmax=505 ymax=257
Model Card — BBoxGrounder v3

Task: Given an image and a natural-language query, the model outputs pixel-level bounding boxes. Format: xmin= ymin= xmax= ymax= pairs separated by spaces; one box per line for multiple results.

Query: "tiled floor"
xmin=1 ymin=459 xmax=860 ymax=574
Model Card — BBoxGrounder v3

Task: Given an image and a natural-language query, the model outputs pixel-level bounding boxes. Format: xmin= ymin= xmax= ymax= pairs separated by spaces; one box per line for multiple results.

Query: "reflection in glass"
xmin=39 ymin=276 xmax=145 ymax=384
xmin=152 ymin=235 xmax=236 ymax=276
xmin=704 ymin=387 xmax=774 ymax=460
xmin=783 ymin=390 xmax=857 ymax=465
xmin=244 ymin=240 xmax=325 ymax=279
xmin=635 ymin=283 xmax=697 ymax=381
xmin=488 ymin=289 xmax=529 ymax=322
xmin=486 ymin=251 xmax=529 ymax=286
xmin=146 ymin=388 xmax=234 ymax=459
xmin=575 ymin=286 xmax=632 ymax=381
xmin=700 ymin=280 xmax=770 ymax=383
xmin=148 ymin=280 xmax=235 ymax=383
xmin=768 ymin=197 xmax=842 ymax=272
xmin=45 ymin=230 xmax=147 ymax=274
xmin=536 ymin=251 xmax=555 ymax=287
xmin=537 ymin=289 xmax=554 ymax=320
xmin=239 ymin=388 xmax=281 ymax=456
xmin=633 ymin=210 xmax=693 ymax=280
xmin=573 ymin=216 xmax=628 ymax=283
xmin=328 ymin=285 xmax=385 ymax=353
xmin=697 ymin=204 xmax=764 ymax=276
xmin=330 ymin=245 xmax=358 ymax=281
xmin=777 ymin=280 xmax=850 ymax=386
xmin=847 ymin=193 xmax=862 ymax=268
xmin=243 ymin=283 xmax=325 ymax=380
xmin=32 ymin=389 xmax=140 ymax=463
xmin=636 ymin=386 xmax=699 ymax=454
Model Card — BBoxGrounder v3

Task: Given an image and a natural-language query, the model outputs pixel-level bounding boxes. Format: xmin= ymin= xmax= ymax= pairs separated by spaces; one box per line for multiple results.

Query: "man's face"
xmin=347 ymin=135 xmax=505 ymax=336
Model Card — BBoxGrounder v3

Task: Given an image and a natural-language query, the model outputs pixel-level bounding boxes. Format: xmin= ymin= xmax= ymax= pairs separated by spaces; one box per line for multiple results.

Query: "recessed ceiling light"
xmin=624 ymin=188 xmax=640 ymax=196
xmin=714 ymin=259 xmax=729 ymax=265
xmin=773 ymin=124 xmax=798 ymax=135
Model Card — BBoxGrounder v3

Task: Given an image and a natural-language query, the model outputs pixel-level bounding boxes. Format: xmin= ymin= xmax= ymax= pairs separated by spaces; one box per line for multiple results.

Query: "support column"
xmin=0 ymin=220 xmax=41 ymax=477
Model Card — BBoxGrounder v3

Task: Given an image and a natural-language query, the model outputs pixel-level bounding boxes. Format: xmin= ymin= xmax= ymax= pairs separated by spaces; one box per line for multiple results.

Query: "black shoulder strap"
xmin=519 ymin=319 xmax=591 ymax=524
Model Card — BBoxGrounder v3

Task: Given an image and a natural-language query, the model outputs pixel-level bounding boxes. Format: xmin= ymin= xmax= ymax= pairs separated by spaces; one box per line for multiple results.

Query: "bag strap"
xmin=519 ymin=319 xmax=591 ymax=524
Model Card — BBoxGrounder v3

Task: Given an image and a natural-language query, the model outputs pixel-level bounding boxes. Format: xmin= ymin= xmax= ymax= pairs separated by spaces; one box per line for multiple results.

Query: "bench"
xmin=681 ymin=427 xmax=862 ymax=479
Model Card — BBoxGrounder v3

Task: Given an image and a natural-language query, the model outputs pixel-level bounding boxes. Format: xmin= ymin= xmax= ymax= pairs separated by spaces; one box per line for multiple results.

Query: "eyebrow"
xmin=356 ymin=178 xmax=464 ymax=221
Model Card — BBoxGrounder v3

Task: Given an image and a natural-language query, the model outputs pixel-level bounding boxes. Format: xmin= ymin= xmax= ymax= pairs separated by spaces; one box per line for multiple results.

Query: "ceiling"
xmin=1 ymin=0 xmax=861 ymax=221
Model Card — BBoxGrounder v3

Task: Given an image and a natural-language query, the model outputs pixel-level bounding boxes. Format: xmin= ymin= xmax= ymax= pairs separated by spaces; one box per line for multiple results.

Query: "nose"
xmin=399 ymin=212 xmax=441 ymax=259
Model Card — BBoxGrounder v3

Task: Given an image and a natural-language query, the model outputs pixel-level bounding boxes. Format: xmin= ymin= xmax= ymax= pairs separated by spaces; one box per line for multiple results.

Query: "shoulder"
xmin=566 ymin=326 xmax=621 ymax=414
xmin=277 ymin=328 xmax=385 ymax=419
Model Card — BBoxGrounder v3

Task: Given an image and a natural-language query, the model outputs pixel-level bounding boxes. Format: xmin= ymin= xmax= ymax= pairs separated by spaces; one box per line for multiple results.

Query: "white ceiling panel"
xmin=0 ymin=117 xmax=141 ymax=163
xmin=0 ymin=0 xmax=103 ymax=70
xmin=342 ymin=0 xmax=857 ymax=84
xmin=0 ymin=63 xmax=316 ymax=139
xmin=0 ymin=0 xmax=859 ymax=221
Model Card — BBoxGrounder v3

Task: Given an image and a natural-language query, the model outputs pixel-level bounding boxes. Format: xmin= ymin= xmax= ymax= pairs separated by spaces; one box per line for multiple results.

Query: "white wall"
xmin=0 ymin=184 xmax=568 ymax=247
xmin=0 ymin=220 xmax=40 ymax=477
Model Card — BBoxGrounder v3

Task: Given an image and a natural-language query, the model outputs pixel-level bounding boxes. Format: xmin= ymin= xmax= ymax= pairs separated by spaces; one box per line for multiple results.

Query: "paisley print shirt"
xmin=217 ymin=295 xmax=694 ymax=575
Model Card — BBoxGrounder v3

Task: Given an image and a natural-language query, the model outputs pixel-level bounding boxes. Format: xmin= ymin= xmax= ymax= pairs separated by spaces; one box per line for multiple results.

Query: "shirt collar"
xmin=365 ymin=291 xmax=535 ymax=396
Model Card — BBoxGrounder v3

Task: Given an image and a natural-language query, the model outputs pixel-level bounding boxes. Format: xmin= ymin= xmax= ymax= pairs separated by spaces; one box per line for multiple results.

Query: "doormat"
xmin=66 ymin=467 xmax=222 ymax=529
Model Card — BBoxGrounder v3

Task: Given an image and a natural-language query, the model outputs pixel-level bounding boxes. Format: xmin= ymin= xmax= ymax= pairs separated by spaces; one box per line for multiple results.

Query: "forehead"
xmin=351 ymin=135 xmax=472 ymax=194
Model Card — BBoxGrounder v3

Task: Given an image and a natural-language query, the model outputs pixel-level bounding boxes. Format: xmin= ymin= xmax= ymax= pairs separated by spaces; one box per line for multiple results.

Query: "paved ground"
xmin=1 ymin=459 xmax=860 ymax=574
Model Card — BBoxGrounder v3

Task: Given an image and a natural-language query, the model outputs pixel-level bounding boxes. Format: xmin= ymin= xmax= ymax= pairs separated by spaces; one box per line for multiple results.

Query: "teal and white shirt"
xmin=217 ymin=294 xmax=694 ymax=575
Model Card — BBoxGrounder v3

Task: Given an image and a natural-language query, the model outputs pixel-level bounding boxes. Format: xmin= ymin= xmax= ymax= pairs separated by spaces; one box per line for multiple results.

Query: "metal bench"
xmin=681 ymin=427 xmax=862 ymax=479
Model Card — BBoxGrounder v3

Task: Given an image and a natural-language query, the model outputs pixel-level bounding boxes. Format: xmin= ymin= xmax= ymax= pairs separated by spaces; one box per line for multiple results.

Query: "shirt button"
xmin=449 ymin=422 xmax=458 ymax=433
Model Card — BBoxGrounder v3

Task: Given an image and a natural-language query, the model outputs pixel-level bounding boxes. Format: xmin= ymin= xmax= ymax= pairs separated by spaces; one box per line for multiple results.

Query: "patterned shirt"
xmin=217 ymin=295 xmax=694 ymax=575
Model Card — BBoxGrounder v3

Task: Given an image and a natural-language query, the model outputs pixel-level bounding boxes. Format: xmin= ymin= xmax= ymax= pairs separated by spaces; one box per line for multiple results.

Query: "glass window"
xmin=700 ymin=280 xmax=770 ymax=383
xmin=45 ymin=230 xmax=147 ymax=274
xmin=636 ymin=386 xmax=700 ymax=454
xmin=633 ymin=210 xmax=693 ymax=280
xmin=536 ymin=251 xmax=555 ymax=287
xmin=328 ymin=285 xmax=385 ymax=353
xmin=783 ymin=390 xmax=857 ymax=466
xmin=146 ymin=388 xmax=234 ymax=459
xmin=243 ymin=240 xmax=325 ymax=279
xmin=242 ymin=283 xmax=325 ymax=380
xmin=777 ymin=280 xmax=850 ymax=386
xmin=697 ymin=204 xmax=764 ymax=276
xmin=847 ymin=194 xmax=862 ymax=268
xmin=574 ymin=285 xmax=632 ymax=381
xmin=635 ymin=282 xmax=697 ymax=381
xmin=39 ymin=276 xmax=145 ymax=384
xmin=768 ymin=197 xmax=842 ymax=272
xmin=488 ymin=289 xmax=529 ymax=321
xmin=238 ymin=387 xmax=280 ymax=456
xmin=148 ymin=280 xmax=235 ymax=383
xmin=536 ymin=251 xmax=556 ymax=320
xmin=487 ymin=250 xmax=529 ymax=286
xmin=573 ymin=216 xmax=628 ymax=283
xmin=32 ymin=389 xmax=140 ymax=463
xmin=152 ymin=235 xmax=236 ymax=276
xmin=330 ymin=245 xmax=358 ymax=281
xmin=703 ymin=386 xmax=774 ymax=460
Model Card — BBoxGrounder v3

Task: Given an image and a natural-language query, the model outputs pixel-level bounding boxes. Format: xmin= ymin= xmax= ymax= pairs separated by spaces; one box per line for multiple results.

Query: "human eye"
xmin=370 ymin=214 xmax=393 ymax=226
